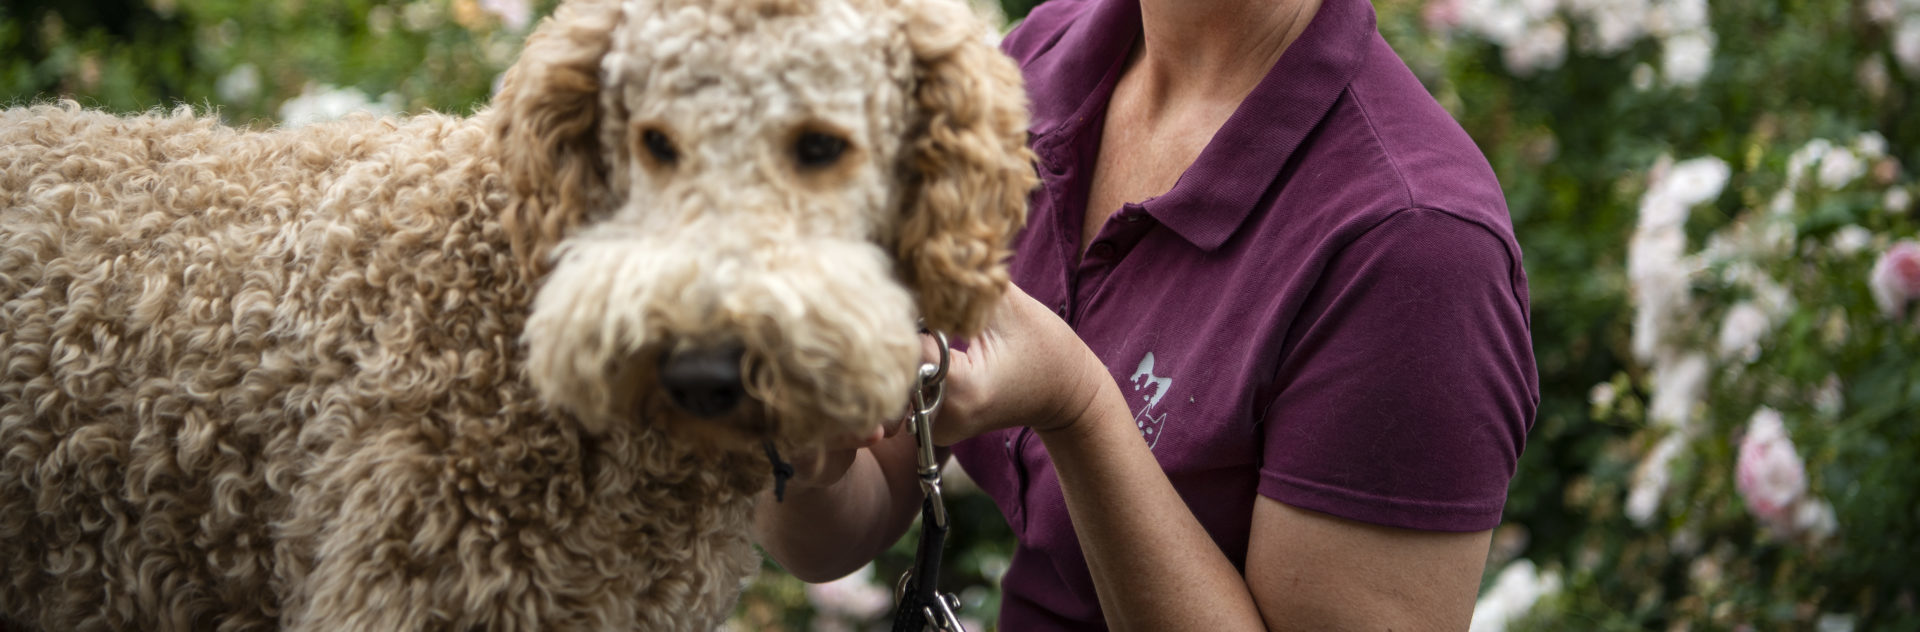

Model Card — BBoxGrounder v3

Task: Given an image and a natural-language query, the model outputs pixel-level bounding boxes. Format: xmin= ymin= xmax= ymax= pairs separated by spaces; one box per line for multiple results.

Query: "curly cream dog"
xmin=0 ymin=0 xmax=1033 ymax=628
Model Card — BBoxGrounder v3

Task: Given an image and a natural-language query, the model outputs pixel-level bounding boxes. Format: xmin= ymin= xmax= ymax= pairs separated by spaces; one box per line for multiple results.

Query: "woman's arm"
xmin=751 ymin=427 xmax=926 ymax=583
xmin=938 ymin=285 xmax=1495 ymax=630
xmin=1244 ymin=499 xmax=1491 ymax=630
xmin=1034 ymin=372 xmax=1491 ymax=631
xmin=1030 ymin=377 xmax=1269 ymax=630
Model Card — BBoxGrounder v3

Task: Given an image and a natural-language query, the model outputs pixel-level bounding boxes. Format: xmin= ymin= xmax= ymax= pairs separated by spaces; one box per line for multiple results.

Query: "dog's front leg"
xmin=280 ymin=426 xmax=594 ymax=632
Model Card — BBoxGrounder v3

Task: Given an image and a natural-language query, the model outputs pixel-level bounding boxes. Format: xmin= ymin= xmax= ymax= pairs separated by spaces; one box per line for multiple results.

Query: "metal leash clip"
xmin=910 ymin=329 xmax=950 ymax=529
xmin=921 ymin=593 xmax=965 ymax=632
xmin=890 ymin=326 xmax=965 ymax=632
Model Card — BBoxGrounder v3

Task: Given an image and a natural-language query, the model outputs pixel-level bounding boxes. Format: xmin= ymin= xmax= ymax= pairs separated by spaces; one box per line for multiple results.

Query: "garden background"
xmin=4 ymin=0 xmax=1916 ymax=629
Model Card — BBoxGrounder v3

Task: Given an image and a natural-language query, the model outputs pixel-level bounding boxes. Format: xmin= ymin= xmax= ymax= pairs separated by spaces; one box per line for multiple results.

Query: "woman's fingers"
xmin=925 ymin=283 xmax=1116 ymax=445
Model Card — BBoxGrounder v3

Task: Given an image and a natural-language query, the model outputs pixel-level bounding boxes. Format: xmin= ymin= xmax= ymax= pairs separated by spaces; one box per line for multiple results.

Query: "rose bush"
xmin=1397 ymin=0 xmax=1919 ymax=628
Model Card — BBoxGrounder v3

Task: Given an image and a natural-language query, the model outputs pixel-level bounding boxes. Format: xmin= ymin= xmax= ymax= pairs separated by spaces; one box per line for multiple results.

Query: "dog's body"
xmin=0 ymin=0 xmax=1033 ymax=629
xmin=0 ymin=106 xmax=763 ymax=631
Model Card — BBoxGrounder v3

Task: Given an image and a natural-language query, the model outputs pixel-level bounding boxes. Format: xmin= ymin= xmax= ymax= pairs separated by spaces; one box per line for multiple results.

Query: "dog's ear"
xmin=895 ymin=0 xmax=1037 ymax=337
xmin=491 ymin=0 xmax=623 ymax=279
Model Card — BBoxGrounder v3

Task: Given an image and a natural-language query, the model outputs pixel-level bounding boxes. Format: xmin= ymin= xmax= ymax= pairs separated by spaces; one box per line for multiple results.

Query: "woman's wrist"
xmin=1033 ymin=368 xmax=1130 ymax=447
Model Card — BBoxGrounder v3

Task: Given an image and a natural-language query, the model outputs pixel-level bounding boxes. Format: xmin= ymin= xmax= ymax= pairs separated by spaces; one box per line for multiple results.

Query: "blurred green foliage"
xmin=1 ymin=0 xmax=540 ymax=123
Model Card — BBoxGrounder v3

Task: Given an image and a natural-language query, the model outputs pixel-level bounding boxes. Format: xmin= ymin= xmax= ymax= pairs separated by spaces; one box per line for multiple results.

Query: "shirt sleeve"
xmin=1257 ymin=207 xmax=1537 ymax=532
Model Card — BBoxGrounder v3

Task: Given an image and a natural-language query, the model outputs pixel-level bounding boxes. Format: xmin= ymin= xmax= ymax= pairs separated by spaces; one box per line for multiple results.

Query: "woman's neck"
xmin=1128 ymin=0 xmax=1323 ymax=111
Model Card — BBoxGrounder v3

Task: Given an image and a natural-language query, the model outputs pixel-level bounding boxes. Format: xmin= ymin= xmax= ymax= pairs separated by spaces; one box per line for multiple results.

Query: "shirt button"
xmin=1120 ymin=213 xmax=1143 ymax=223
xmin=1088 ymin=242 xmax=1115 ymax=258
xmin=1056 ymin=302 xmax=1068 ymax=316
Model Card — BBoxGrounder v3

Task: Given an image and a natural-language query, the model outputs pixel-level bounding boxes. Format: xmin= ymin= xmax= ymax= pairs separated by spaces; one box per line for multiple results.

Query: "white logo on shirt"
xmin=1129 ymin=352 xmax=1172 ymax=450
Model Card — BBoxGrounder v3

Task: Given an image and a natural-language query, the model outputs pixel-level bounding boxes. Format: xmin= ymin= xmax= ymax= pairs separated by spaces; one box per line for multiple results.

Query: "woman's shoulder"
xmin=1339 ymin=35 xmax=1510 ymax=235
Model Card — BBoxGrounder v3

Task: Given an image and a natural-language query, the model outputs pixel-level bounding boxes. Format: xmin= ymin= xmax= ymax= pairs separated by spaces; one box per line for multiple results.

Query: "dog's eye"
xmin=642 ymin=128 xmax=678 ymax=165
xmin=793 ymin=132 xmax=847 ymax=169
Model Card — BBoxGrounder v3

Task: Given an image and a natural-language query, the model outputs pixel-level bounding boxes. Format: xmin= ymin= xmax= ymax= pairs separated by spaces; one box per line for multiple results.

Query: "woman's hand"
xmin=929 ymin=284 xmax=1117 ymax=446
xmin=756 ymin=283 xmax=1114 ymax=581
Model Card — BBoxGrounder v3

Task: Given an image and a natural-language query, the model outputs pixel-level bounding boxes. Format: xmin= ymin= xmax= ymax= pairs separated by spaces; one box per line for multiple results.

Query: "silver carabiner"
xmin=923 ymin=592 xmax=967 ymax=632
xmin=908 ymin=327 xmax=951 ymax=528
xmin=914 ymin=329 xmax=950 ymax=420
xmin=920 ymin=329 xmax=950 ymax=389
xmin=909 ymin=395 xmax=948 ymax=528
xmin=894 ymin=571 xmax=967 ymax=632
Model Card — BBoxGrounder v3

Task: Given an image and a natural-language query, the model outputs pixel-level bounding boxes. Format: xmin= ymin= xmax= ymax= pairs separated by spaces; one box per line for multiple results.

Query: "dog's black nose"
xmin=659 ymin=345 xmax=747 ymax=418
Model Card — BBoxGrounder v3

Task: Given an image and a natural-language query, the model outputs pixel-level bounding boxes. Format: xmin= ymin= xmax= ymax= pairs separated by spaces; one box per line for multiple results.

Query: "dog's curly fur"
xmin=0 ymin=0 xmax=1033 ymax=629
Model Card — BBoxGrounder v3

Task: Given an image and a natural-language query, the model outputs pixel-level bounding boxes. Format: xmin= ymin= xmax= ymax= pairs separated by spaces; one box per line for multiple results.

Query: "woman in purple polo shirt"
xmin=755 ymin=0 xmax=1539 ymax=628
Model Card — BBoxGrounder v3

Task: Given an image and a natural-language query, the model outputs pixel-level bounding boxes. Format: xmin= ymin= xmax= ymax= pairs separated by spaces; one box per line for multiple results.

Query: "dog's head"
xmin=492 ymin=0 xmax=1034 ymax=448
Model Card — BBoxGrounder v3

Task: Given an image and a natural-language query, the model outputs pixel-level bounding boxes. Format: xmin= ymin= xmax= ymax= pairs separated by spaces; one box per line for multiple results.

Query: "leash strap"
xmin=889 ymin=329 xmax=965 ymax=632
xmin=891 ymin=496 xmax=959 ymax=632
xmin=764 ymin=440 xmax=795 ymax=502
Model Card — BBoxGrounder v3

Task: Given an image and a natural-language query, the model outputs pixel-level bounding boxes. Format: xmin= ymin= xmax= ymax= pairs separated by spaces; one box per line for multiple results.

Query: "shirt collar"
xmin=1025 ymin=0 xmax=1377 ymax=251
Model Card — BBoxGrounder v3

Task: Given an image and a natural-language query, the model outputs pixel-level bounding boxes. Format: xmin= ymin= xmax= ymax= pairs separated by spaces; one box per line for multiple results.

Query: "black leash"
xmin=891 ymin=494 xmax=960 ymax=632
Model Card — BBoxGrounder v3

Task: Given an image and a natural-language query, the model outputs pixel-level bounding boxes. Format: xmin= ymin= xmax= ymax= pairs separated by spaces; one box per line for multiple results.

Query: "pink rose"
xmin=1871 ymin=240 xmax=1920 ymax=318
xmin=1735 ymin=408 xmax=1806 ymax=530
xmin=1422 ymin=0 xmax=1463 ymax=33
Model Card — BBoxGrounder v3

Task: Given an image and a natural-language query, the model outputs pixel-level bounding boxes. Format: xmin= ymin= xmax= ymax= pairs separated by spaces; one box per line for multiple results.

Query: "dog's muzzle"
xmin=524 ymin=231 xmax=920 ymax=441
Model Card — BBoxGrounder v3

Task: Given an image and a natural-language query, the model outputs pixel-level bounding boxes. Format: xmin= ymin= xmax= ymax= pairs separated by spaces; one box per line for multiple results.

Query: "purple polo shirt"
xmin=947 ymin=0 xmax=1539 ymax=628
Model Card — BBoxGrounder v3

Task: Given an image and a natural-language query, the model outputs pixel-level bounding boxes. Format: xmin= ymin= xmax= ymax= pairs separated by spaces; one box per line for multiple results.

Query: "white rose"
xmin=1831 ymin=225 xmax=1874 ymax=256
xmin=480 ymin=0 xmax=532 ymax=30
xmin=1795 ymin=499 xmax=1839 ymax=540
xmin=278 ymin=84 xmax=402 ymax=128
xmin=1503 ymin=19 xmax=1570 ymax=75
xmin=1886 ymin=188 xmax=1914 ymax=214
xmin=1715 ymin=301 xmax=1769 ymax=363
xmin=1816 ymin=148 xmax=1866 ymax=189
xmin=804 ymin=563 xmax=893 ymax=620
xmin=1648 ymin=353 xmax=1709 ymax=429
xmin=1626 ymin=434 xmax=1686 ymax=525
xmin=1895 ymin=17 xmax=1920 ymax=76
xmin=1470 ymin=560 xmax=1563 ymax=632
xmin=1661 ymin=30 xmax=1716 ymax=87
xmin=1786 ymin=138 xmax=1834 ymax=190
